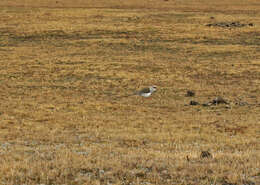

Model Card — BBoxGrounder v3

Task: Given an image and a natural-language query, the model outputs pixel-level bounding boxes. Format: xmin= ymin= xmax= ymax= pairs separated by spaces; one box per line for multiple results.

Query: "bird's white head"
xmin=149 ymin=85 xmax=157 ymax=93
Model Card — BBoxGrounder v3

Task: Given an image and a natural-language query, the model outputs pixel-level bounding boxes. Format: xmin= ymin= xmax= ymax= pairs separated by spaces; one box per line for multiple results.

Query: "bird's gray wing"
xmin=116 ymin=87 xmax=149 ymax=99
xmin=139 ymin=88 xmax=150 ymax=94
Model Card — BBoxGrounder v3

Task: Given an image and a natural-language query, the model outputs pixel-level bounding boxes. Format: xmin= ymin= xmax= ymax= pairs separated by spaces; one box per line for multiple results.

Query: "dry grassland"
xmin=0 ymin=0 xmax=260 ymax=184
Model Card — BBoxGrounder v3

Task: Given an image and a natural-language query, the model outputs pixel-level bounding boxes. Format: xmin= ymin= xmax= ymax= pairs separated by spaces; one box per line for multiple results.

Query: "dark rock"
xmin=212 ymin=96 xmax=228 ymax=105
xmin=200 ymin=151 xmax=212 ymax=158
xmin=202 ymin=103 xmax=210 ymax=106
xmin=190 ymin=101 xmax=200 ymax=105
xmin=235 ymin=101 xmax=249 ymax=106
xmin=186 ymin=90 xmax=195 ymax=97
xmin=186 ymin=155 xmax=190 ymax=162
xmin=202 ymin=96 xmax=228 ymax=106
xmin=206 ymin=21 xmax=252 ymax=28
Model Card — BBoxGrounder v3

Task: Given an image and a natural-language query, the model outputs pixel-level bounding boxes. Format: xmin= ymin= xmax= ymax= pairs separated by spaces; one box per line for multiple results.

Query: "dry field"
xmin=0 ymin=0 xmax=260 ymax=184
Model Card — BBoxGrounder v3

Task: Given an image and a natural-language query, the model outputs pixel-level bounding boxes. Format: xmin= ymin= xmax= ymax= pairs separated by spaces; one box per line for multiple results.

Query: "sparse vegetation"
xmin=0 ymin=0 xmax=259 ymax=184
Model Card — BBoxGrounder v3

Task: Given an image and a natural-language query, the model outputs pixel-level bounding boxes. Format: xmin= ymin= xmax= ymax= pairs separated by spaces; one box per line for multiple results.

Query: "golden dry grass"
xmin=0 ymin=0 xmax=260 ymax=184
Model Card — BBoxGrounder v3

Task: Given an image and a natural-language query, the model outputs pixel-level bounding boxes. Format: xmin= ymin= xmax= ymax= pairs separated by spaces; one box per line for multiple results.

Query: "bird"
xmin=118 ymin=85 xmax=157 ymax=98
xmin=136 ymin=85 xmax=157 ymax=97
